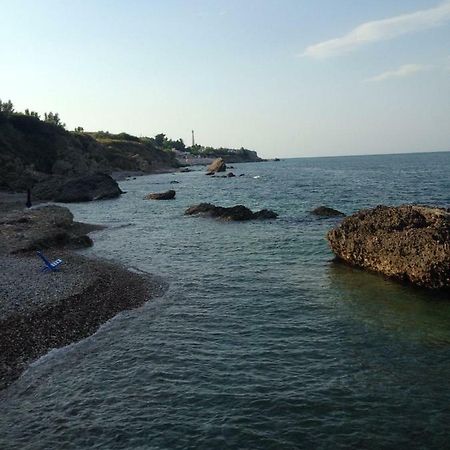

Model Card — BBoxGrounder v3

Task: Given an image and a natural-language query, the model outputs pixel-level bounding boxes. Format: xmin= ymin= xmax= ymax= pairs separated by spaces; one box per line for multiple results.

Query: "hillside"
xmin=0 ymin=102 xmax=265 ymax=193
xmin=0 ymin=113 xmax=179 ymax=192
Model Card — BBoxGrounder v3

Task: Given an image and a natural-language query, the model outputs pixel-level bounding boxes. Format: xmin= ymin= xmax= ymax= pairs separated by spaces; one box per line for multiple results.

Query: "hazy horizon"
xmin=1 ymin=0 xmax=449 ymax=158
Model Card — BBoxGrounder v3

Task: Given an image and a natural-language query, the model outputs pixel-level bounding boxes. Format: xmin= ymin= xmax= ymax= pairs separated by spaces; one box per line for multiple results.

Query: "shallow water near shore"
xmin=1 ymin=152 xmax=450 ymax=449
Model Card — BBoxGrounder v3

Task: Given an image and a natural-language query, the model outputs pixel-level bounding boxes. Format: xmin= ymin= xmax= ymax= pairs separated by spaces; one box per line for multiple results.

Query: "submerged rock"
xmin=185 ymin=203 xmax=278 ymax=221
xmin=207 ymin=158 xmax=226 ymax=174
xmin=144 ymin=190 xmax=176 ymax=200
xmin=312 ymin=206 xmax=345 ymax=217
xmin=327 ymin=205 xmax=450 ymax=290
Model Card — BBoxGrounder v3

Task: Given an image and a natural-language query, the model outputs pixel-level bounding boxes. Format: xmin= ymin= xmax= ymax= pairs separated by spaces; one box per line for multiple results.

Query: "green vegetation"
xmin=0 ymin=99 xmax=66 ymax=129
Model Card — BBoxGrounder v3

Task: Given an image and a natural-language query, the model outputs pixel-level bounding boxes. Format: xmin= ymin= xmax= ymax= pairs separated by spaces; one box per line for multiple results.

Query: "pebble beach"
xmin=0 ymin=194 xmax=167 ymax=391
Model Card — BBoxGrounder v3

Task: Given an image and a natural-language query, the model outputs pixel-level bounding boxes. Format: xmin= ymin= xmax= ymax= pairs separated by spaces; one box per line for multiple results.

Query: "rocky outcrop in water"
xmin=33 ymin=173 xmax=122 ymax=202
xmin=64 ymin=173 xmax=121 ymax=202
xmin=144 ymin=190 xmax=176 ymax=200
xmin=0 ymin=205 xmax=100 ymax=254
xmin=207 ymin=158 xmax=226 ymax=174
xmin=312 ymin=206 xmax=345 ymax=217
xmin=327 ymin=205 xmax=450 ymax=290
xmin=185 ymin=203 xmax=278 ymax=221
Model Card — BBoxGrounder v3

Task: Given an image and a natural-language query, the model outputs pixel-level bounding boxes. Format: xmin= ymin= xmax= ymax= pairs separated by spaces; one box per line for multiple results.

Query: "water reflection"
xmin=327 ymin=262 xmax=450 ymax=345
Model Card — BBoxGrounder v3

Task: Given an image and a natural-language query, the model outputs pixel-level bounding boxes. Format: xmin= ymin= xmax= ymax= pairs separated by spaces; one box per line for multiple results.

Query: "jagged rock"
xmin=207 ymin=158 xmax=226 ymax=174
xmin=0 ymin=205 xmax=98 ymax=254
xmin=312 ymin=206 xmax=345 ymax=217
xmin=185 ymin=203 xmax=278 ymax=221
xmin=144 ymin=190 xmax=176 ymax=200
xmin=327 ymin=205 xmax=450 ymax=290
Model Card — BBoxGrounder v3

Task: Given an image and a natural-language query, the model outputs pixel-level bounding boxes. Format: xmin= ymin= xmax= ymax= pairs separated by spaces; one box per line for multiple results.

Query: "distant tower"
xmin=192 ymin=130 xmax=195 ymax=147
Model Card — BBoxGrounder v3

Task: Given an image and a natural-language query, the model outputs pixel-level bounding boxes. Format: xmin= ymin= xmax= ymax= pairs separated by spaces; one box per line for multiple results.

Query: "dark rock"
xmin=274 ymin=158 xmax=280 ymax=161
xmin=185 ymin=203 xmax=278 ymax=221
xmin=0 ymin=206 xmax=98 ymax=254
xmin=227 ymin=172 xmax=236 ymax=177
xmin=254 ymin=209 xmax=279 ymax=220
xmin=57 ymin=173 xmax=122 ymax=202
xmin=170 ymin=180 xmax=180 ymax=184
xmin=144 ymin=190 xmax=176 ymax=200
xmin=239 ymin=174 xmax=245 ymax=177
xmin=179 ymin=167 xmax=191 ymax=173
xmin=327 ymin=205 xmax=450 ymax=290
xmin=312 ymin=206 xmax=345 ymax=217
xmin=207 ymin=158 xmax=226 ymax=174
xmin=34 ymin=173 xmax=122 ymax=203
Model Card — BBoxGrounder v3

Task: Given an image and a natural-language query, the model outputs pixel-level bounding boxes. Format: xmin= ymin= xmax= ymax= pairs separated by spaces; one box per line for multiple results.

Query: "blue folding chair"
xmin=37 ymin=251 xmax=63 ymax=272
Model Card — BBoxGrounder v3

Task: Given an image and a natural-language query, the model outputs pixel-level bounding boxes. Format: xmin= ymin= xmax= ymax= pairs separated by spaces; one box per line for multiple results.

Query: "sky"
xmin=0 ymin=0 xmax=449 ymax=158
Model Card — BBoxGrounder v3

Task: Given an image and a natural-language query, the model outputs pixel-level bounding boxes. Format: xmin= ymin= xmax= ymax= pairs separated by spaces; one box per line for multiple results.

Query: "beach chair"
xmin=37 ymin=251 xmax=63 ymax=272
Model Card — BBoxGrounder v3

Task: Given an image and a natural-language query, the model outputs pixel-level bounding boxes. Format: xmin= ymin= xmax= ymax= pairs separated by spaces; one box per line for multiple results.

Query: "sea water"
xmin=1 ymin=152 xmax=449 ymax=449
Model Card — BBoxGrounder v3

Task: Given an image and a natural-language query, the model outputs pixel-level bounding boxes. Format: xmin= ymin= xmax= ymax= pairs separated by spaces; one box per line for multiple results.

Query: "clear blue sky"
xmin=1 ymin=0 xmax=449 ymax=157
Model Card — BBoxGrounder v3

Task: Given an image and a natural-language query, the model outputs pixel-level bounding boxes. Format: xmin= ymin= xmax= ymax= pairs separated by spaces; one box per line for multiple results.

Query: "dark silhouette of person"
xmin=26 ymin=189 xmax=32 ymax=208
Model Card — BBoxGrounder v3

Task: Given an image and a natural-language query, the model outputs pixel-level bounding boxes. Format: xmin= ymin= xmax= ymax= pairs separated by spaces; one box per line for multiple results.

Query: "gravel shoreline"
xmin=0 ymin=252 xmax=167 ymax=391
xmin=0 ymin=194 xmax=168 ymax=391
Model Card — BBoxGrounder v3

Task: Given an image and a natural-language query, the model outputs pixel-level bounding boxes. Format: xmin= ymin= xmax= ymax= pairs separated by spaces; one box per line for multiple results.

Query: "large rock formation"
xmin=0 ymin=205 xmax=100 ymax=254
xmin=33 ymin=173 xmax=122 ymax=202
xmin=327 ymin=205 xmax=450 ymax=290
xmin=57 ymin=173 xmax=122 ymax=202
xmin=207 ymin=158 xmax=226 ymax=174
xmin=185 ymin=203 xmax=278 ymax=221
xmin=144 ymin=190 xmax=176 ymax=200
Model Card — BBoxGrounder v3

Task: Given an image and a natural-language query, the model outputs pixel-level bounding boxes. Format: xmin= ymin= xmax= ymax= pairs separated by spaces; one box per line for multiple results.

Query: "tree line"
xmin=0 ymin=99 xmax=66 ymax=128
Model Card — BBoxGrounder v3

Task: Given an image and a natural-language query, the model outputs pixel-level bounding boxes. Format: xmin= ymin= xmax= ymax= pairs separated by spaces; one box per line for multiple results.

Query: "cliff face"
xmin=0 ymin=113 xmax=178 ymax=192
xmin=327 ymin=205 xmax=450 ymax=290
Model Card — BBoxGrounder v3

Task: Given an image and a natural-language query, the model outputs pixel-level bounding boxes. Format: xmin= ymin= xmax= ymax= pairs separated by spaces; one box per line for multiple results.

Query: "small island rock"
xmin=144 ymin=190 xmax=176 ymax=200
xmin=185 ymin=203 xmax=278 ymax=221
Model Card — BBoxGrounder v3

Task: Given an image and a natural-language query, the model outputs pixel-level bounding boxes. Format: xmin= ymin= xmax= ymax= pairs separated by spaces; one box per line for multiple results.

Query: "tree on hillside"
xmin=44 ymin=112 xmax=65 ymax=128
xmin=74 ymin=126 xmax=84 ymax=133
xmin=0 ymin=99 xmax=14 ymax=115
xmin=154 ymin=133 xmax=167 ymax=147
xmin=168 ymin=138 xmax=185 ymax=151
xmin=24 ymin=109 xmax=40 ymax=119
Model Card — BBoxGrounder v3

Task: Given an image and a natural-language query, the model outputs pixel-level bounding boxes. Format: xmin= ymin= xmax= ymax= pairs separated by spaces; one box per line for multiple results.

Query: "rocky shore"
xmin=0 ymin=198 xmax=167 ymax=390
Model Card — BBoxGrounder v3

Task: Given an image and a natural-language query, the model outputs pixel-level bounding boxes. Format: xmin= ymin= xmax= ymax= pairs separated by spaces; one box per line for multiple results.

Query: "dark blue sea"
xmin=1 ymin=152 xmax=450 ymax=449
